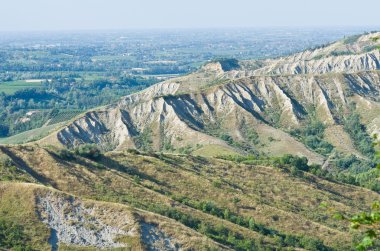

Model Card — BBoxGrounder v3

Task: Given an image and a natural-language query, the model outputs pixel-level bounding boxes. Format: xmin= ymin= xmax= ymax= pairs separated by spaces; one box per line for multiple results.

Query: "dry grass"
xmin=324 ymin=125 xmax=363 ymax=157
xmin=0 ymin=145 xmax=378 ymax=250
xmin=0 ymin=182 xmax=51 ymax=250
xmin=192 ymin=144 xmax=241 ymax=157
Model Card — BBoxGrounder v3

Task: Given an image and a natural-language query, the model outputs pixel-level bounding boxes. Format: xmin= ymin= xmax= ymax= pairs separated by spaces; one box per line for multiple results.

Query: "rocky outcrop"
xmin=141 ymin=223 xmax=179 ymax=251
xmin=36 ymin=192 xmax=136 ymax=250
xmin=35 ymin=191 xmax=186 ymax=250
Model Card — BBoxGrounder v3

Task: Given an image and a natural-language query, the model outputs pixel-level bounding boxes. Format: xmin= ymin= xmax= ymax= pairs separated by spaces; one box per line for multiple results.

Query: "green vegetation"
xmin=347 ymin=202 xmax=380 ymax=250
xmin=316 ymin=154 xmax=379 ymax=192
xmin=147 ymin=205 xmax=260 ymax=251
xmin=74 ymin=144 xmax=102 ymax=160
xmin=0 ymin=218 xmax=34 ymax=251
xmin=47 ymin=109 xmax=83 ymax=125
xmin=219 ymin=152 xmax=380 ymax=193
xmin=263 ymin=107 xmax=281 ymax=127
xmin=0 ymin=123 xmax=60 ymax=144
xmin=371 ymin=36 xmax=380 ymax=42
xmin=203 ymin=119 xmax=257 ymax=154
xmin=343 ymin=112 xmax=375 ymax=157
xmin=290 ymin=118 xmax=333 ymax=156
xmin=134 ymin=129 xmax=153 ymax=152
xmin=57 ymin=148 xmax=76 ymax=161
xmin=0 ymin=80 xmax=43 ymax=95
xmin=334 ymin=138 xmax=380 ymax=250
xmin=218 ymin=154 xmax=310 ymax=173
xmin=0 ymin=154 xmax=34 ymax=182
xmin=343 ymin=34 xmax=361 ymax=45
xmin=0 ymin=76 xmax=158 ymax=137
xmin=172 ymin=197 xmax=331 ymax=251
xmin=240 ymin=119 xmax=260 ymax=145
xmin=330 ymin=51 xmax=353 ymax=56
xmin=0 ymin=184 xmax=50 ymax=250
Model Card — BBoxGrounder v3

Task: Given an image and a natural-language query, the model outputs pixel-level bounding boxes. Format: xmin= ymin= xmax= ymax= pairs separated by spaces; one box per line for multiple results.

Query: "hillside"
xmin=34 ymin=33 xmax=380 ymax=164
xmin=0 ymin=182 xmax=226 ymax=251
xmin=242 ymin=31 xmax=380 ymax=75
xmin=0 ymin=144 xmax=379 ymax=250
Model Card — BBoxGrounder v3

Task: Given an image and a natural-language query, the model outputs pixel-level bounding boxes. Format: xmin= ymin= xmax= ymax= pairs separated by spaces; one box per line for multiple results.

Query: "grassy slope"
xmin=0 ymin=123 xmax=63 ymax=145
xmin=0 ymin=183 xmax=51 ymax=250
xmin=0 ymin=145 xmax=378 ymax=250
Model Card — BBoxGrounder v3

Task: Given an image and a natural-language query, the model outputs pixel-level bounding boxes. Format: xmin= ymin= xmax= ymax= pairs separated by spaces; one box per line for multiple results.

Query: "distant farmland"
xmin=0 ymin=80 xmax=44 ymax=94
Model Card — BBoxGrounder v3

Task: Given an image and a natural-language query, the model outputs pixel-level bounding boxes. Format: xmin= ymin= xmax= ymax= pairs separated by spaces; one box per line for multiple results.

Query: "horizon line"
xmin=1 ymin=25 xmax=380 ymax=34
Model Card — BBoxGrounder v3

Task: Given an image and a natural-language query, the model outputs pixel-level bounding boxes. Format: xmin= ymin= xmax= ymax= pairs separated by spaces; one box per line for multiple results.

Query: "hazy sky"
xmin=1 ymin=0 xmax=379 ymax=31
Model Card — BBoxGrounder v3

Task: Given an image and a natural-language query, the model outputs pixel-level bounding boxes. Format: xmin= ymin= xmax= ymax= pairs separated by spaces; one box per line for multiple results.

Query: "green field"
xmin=0 ymin=80 xmax=44 ymax=94
xmin=0 ymin=123 xmax=61 ymax=144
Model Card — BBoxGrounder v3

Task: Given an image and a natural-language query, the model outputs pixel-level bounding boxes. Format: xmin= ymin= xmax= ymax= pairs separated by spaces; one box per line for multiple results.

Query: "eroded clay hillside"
xmin=241 ymin=31 xmax=380 ymax=75
xmin=41 ymin=32 xmax=380 ymax=162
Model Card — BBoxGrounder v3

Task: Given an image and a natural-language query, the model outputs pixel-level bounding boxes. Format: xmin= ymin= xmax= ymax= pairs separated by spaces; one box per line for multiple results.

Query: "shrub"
xmin=0 ymin=218 xmax=33 ymax=251
xmin=278 ymin=154 xmax=309 ymax=171
xmin=290 ymin=118 xmax=333 ymax=156
xmin=343 ymin=112 xmax=375 ymax=157
xmin=127 ymin=148 xmax=140 ymax=154
xmin=74 ymin=144 xmax=101 ymax=160
xmin=57 ymin=149 xmax=75 ymax=160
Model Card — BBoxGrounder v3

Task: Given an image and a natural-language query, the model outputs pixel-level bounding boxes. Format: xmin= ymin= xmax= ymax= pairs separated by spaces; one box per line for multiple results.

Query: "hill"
xmin=0 ymin=144 xmax=379 ymax=250
xmin=0 ymin=182 xmax=226 ymax=250
xmin=34 ymin=33 xmax=380 ymax=164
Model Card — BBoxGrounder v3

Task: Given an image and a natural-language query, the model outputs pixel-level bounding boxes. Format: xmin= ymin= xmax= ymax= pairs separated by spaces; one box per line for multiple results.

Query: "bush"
xmin=127 ymin=148 xmax=140 ymax=154
xmin=0 ymin=124 xmax=9 ymax=137
xmin=343 ymin=112 xmax=375 ymax=157
xmin=74 ymin=144 xmax=101 ymax=160
xmin=0 ymin=218 xmax=33 ymax=251
xmin=290 ymin=119 xmax=333 ymax=156
xmin=277 ymin=154 xmax=309 ymax=171
xmin=300 ymin=236 xmax=329 ymax=251
xmin=57 ymin=149 xmax=75 ymax=160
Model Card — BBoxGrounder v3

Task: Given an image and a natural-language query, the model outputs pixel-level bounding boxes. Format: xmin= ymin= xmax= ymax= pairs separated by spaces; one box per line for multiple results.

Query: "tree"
xmin=350 ymin=202 xmax=380 ymax=250
xmin=74 ymin=144 xmax=101 ymax=160
xmin=337 ymin=136 xmax=380 ymax=250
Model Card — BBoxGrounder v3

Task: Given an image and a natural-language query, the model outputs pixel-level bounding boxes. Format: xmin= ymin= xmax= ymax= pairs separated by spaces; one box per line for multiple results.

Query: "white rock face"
xmin=55 ymin=71 xmax=380 ymax=151
xmin=36 ymin=192 xmax=135 ymax=250
xmin=251 ymin=50 xmax=380 ymax=75
xmin=51 ymin=32 xmax=380 ymax=160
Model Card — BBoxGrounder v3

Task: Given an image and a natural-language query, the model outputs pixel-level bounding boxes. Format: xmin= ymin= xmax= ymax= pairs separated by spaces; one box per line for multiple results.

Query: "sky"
xmin=1 ymin=0 xmax=379 ymax=31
